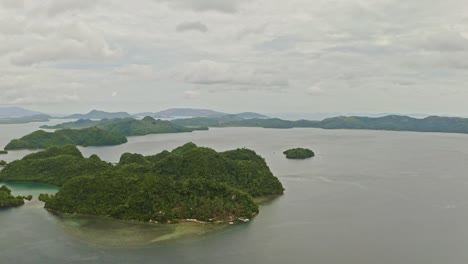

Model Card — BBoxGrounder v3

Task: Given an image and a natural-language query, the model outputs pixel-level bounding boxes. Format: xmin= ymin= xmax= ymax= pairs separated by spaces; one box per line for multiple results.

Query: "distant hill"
xmin=63 ymin=110 xmax=133 ymax=120
xmin=235 ymin=112 xmax=269 ymax=119
xmin=137 ymin=108 xmax=226 ymax=118
xmin=0 ymin=107 xmax=44 ymax=118
xmin=174 ymin=114 xmax=468 ymax=135
xmin=41 ymin=116 xmax=208 ymax=136
xmin=172 ymin=116 xmax=315 ymax=128
xmin=0 ymin=114 xmax=51 ymax=124
xmin=136 ymin=108 xmax=269 ymax=119
xmin=317 ymin=115 xmax=468 ymax=133
xmin=4 ymin=127 xmax=127 ymax=150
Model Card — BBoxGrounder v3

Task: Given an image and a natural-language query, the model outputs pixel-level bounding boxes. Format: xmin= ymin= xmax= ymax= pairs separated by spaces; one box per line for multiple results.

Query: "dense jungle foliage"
xmin=0 ymin=185 xmax=27 ymax=208
xmin=41 ymin=116 xmax=208 ymax=136
xmin=5 ymin=127 xmax=127 ymax=150
xmin=283 ymin=148 xmax=315 ymax=159
xmin=2 ymin=144 xmax=284 ymax=222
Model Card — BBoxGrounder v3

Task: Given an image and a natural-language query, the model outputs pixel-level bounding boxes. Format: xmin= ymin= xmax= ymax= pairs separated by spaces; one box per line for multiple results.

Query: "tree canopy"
xmin=283 ymin=148 xmax=315 ymax=159
xmin=0 ymin=145 xmax=113 ymax=186
xmin=5 ymin=127 xmax=127 ymax=150
xmin=173 ymin=115 xmax=468 ymax=134
xmin=41 ymin=116 xmax=208 ymax=136
xmin=0 ymin=185 xmax=26 ymax=208
xmin=2 ymin=143 xmax=284 ymax=222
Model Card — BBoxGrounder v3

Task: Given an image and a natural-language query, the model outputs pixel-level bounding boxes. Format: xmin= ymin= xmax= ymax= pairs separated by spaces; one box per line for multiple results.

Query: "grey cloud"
xmin=0 ymin=18 xmax=25 ymax=36
xmin=182 ymin=60 xmax=288 ymax=88
xmin=176 ymin=21 xmax=208 ymax=33
xmin=1 ymin=0 xmax=468 ymax=114
xmin=37 ymin=0 xmax=98 ymax=17
xmin=156 ymin=0 xmax=247 ymax=13
xmin=257 ymin=36 xmax=298 ymax=51
xmin=402 ymin=51 xmax=468 ymax=69
xmin=416 ymin=31 xmax=468 ymax=52
xmin=0 ymin=0 xmax=24 ymax=8
xmin=236 ymin=24 xmax=268 ymax=39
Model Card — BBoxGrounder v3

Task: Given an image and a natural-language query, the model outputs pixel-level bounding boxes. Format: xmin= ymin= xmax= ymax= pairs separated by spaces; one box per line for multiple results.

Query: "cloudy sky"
xmin=1 ymin=0 xmax=468 ymax=115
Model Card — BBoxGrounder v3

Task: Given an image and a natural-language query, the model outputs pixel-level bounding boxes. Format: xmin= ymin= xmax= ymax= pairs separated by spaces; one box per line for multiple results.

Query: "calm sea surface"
xmin=1 ymin=121 xmax=468 ymax=263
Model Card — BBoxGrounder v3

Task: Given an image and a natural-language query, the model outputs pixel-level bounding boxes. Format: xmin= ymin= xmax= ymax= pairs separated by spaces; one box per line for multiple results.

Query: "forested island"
xmin=1 ymin=144 xmax=284 ymax=222
xmin=5 ymin=117 xmax=208 ymax=150
xmin=0 ymin=150 xmax=7 ymax=154
xmin=5 ymin=127 xmax=127 ymax=150
xmin=172 ymin=115 xmax=468 ymax=134
xmin=283 ymin=148 xmax=315 ymax=159
xmin=0 ymin=185 xmax=28 ymax=208
xmin=41 ymin=116 xmax=208 ymax=136
xmin=0 ymin=160 xmax=7 ymax=166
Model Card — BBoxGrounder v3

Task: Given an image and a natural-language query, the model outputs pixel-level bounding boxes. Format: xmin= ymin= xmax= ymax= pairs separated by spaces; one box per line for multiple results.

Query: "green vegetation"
xmin=0 ymin=185 xmax=26 ymax=208
xmin=46 ymin=176 xmax=259 ymax=223
xmin=317 ymin=115 xmax=468 ymax=133
xmin=173 ymin=116 xmax=318 ymax=129
xmin=172 ymin=115 xmax=468 ymax=135
xmin=4 ymin=127 xmax=127 ymax=150
xmin=39 ymin=193 xmax=52 ymax=202
xmin=0 ymin=150 xmax=7 ymax=154
xmin=42 ymin=116 xmax=208 ymax=136
xmin=7 ymin=144 xmax=284 ymax=222
xmin=0 ymin=160 xmax=7 ymax=166
xmin=283 ymin=148 xmax=315 ymax=159
xmin=172 ymin=115 xmax=247 ymax=127
xmin=0 ymin=145 xmax=113 ymax=186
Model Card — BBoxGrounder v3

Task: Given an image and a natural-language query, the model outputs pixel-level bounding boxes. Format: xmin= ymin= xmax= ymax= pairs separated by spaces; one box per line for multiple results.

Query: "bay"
xmin=1 ymin=121 xmax=468 ymax=263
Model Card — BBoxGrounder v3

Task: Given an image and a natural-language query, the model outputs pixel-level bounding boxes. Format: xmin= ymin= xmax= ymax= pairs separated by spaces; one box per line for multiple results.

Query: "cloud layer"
xmin=1 ymin=0 xmax=468 ymax=114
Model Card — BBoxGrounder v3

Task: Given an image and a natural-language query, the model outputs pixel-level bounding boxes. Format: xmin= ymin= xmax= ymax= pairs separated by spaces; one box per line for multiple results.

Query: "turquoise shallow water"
xmin=2 ymin=122 xmax=468 ymax=263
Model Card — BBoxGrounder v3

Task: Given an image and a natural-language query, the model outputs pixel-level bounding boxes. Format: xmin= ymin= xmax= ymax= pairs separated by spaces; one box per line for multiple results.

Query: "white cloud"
xmin=306 ymin=86 xmax=324 ymax=96
xmin=184 ymin=90 xmax=200 ymax=99
xmin=113 ymin=64 xmax=158 ymax=79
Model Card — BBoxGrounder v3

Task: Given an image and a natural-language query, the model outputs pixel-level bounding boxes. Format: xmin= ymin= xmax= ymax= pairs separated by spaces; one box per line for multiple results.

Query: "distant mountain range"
xmin=41 ymin=116 xmax=208 ymax=136
xmin=0 ymin=107 xmax=44 ymax=118
xmin=135 ymin=108 xmax=269 ymax=119
xmin=173 ymin=115 xmax=468 ymax=135
xmin=63 ymin=110 xmax=134 ymax=120
xmin=0 ymin=114 xmax=51 ymax=124
xmin=136 ymin=108 xmax=226 ymax=118
xmin=0 ymin=107 xmax=269 ymax=122
xmin=235 ymin=112 xmax=269 ymax=119
xmin=6 ymin=106 xmax=468 ymax=136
